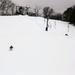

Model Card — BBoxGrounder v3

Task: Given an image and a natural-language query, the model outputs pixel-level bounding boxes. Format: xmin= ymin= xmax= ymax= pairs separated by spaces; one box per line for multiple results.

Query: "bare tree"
xmin=34 ymin=5 xmax=41 ymax=16
xmin=43 ymin=7 xmax=53 ymax=31
xmin=43 ymin=7 xmax=53 ymax=18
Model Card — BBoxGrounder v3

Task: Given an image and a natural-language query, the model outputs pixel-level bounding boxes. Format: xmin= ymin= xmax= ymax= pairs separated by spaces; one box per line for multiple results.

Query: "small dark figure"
xmin=45 ymin=27 xmax=48 ymax=31
xmin=65 ymin=34 xmax=68 ymax=36
xmin=9 ymin=45 xmax=13 ymax=51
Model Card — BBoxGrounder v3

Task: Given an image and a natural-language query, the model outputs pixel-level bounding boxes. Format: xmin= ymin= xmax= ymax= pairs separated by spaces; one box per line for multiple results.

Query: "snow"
xmin=0 ymin=15 xmax=75 ymax=75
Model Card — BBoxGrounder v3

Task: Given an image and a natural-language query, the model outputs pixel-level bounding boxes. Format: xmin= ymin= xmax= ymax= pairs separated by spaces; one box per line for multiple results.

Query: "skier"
xmin=9 ymin=45 xmax=13 ymax=51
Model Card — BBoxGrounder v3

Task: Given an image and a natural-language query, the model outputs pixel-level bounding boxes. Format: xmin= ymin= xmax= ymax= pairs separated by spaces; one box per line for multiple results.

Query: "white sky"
xmin=11 ymin=0 xmax=75 ymax=13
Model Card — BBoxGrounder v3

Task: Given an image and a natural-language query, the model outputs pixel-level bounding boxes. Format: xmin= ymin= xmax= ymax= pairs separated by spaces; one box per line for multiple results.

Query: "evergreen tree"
xmin=63 ymin=7 xmax=72 ymax=21
xmin=69 ymin=8 xmax=75 ymax=26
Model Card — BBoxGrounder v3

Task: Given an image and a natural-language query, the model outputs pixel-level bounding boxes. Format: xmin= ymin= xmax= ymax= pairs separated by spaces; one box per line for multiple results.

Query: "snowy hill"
xmin=0 ymin=15 xmax=75 ymax=75
xmin=29 ymin=16 xmax=75 ymax=39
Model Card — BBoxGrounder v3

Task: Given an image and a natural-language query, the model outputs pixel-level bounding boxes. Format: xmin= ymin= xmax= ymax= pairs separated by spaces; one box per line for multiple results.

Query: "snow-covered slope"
xmin=0 ymin=16 xmax=75 ymax=75
xmin=29 ymin=16 xmax=75 ymax=39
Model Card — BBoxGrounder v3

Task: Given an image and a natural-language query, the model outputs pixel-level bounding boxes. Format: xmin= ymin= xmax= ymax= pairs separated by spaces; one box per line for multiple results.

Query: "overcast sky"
xmin=11 ymin=0 xmax=75 ymax=13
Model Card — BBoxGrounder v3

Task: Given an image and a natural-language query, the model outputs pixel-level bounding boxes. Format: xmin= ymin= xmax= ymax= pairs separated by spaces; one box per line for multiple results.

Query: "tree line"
xmin=0 ymin=0 xmax=75 ymax=26
xmin=0 ymin=0 xmax=15 ymax=15
xmin=63 ymin=5 xmax=75 ymax=26
xmin=43 ymin=6 xmax=75 ymax=26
